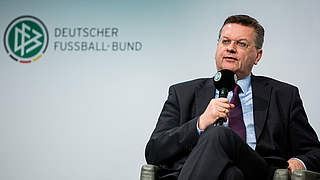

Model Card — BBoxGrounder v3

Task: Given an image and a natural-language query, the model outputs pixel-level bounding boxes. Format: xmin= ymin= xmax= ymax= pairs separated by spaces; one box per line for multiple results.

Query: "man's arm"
xmin=145 ymin=84 xmax=233 ymax=166
xmin=288 ymin=87 xmax=320 ymax=172
xmin=145 ymin=85 xmax=200 ymax=165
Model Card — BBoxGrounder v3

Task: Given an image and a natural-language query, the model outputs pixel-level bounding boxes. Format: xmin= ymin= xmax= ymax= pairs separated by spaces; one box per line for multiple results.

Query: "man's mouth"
xmin=223 ymin=56 xmax=238 ymax=61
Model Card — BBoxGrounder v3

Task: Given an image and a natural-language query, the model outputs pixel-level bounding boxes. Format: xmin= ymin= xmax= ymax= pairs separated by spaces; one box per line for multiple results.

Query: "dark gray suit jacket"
xmin=145 ymin=75 xmax=320 ymax=175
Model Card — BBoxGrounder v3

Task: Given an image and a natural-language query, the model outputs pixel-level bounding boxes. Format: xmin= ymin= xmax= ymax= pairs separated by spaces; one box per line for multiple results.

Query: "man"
xmin=145 ymin=15 xmax=320 ymax=180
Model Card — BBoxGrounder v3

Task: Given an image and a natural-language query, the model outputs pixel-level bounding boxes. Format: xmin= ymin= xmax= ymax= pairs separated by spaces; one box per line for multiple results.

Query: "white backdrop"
xmin=1 ymin=0 xmax=320 ymax=179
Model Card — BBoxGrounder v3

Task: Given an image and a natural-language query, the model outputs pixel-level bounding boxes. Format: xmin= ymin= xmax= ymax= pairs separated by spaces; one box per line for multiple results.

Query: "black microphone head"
xmin=213 ymin=69 xmax=238 ymax=91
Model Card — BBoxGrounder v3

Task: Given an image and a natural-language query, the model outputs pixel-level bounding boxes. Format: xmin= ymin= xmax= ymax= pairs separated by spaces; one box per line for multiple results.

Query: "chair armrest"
xmin=291 ymin=170 xmax=320 ymax=180
xmin=140 ymin=164 xmax=159 ymax=180
xmin=140 ymin=165 xmax=320 ymax=180
xmin=273 ymin=169 xmax=289 ymax=180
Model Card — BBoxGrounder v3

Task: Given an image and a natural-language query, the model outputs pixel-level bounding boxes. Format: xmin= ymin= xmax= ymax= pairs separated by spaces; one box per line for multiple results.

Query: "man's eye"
xmin=222 ymin=39 xmax=231 ymax=44
xmin=237 ymin=41 xmax=248 ymax=48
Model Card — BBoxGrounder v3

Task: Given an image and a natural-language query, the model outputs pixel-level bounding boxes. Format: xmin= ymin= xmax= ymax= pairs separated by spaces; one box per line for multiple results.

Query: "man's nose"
xmin=226 ymin=42 xmax=237 ymax=53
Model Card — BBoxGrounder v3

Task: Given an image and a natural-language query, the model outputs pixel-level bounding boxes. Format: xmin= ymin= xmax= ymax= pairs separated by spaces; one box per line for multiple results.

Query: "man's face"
xmin=215 ymin=23 xmax=262 ymax=79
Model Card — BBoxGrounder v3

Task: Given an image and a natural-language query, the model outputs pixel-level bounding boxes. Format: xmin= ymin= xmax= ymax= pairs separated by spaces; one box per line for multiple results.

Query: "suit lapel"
xmin=251 ymin=75 xmax=272 ymax=141
xmin=195 ymin=78 xmax=215 ymax=116
xmin=194 ymin=75 xmax=272 ymax=141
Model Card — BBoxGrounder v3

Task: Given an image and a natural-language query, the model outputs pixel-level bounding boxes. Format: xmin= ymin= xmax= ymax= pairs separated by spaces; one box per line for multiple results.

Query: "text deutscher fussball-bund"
xmin=53 ymin=27 xmax=142 ymax=51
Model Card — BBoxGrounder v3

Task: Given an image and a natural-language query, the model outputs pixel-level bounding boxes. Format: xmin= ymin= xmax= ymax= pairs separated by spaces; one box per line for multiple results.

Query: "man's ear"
xmin=254 ymin=49 xmax=263 ymax=65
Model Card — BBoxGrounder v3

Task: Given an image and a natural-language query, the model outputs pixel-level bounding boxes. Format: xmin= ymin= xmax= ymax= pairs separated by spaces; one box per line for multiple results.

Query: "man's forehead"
xmin=221 ymin=23 xmax=255 ymax=39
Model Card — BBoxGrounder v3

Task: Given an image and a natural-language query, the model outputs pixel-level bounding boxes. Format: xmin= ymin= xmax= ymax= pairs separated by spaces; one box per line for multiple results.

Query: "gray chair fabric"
xmin=140 ymin=164 xmax=159 ymax=180
xmin=140 ymin=164 xmax=320 ymax=180
xmin=291 ymin=170 xmax=320 ymax=180
xmin=273 ymin=169 xmax=290 ymax=180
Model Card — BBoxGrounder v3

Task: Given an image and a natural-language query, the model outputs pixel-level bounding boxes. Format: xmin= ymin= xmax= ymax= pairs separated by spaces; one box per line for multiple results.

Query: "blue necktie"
xmin=228 ymin=84 xmax=246 ymax=141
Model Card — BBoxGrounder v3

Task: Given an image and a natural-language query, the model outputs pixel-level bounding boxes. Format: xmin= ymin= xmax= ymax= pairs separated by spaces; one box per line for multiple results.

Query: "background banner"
xmin=1 ymin=0 xmax=320 ymax=179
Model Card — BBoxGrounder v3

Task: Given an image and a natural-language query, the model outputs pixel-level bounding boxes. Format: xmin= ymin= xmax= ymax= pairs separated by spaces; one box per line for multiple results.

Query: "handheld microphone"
xmin=213 ymin=69 xmax=238 ymax=126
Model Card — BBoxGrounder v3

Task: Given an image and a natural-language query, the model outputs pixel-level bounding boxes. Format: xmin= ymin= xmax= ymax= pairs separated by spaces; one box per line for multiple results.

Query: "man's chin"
xmin=220 ymin=66 xmax=236 ymax=72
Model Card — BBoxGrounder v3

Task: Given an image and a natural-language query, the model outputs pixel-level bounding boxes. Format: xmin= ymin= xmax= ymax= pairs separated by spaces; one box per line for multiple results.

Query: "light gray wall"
xmin=1 ymin=0 xmax=320 ymax=179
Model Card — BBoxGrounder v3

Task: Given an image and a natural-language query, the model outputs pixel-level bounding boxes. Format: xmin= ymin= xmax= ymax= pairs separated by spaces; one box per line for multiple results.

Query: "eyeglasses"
xmin=218 ymin=37 xmax=252 ymax=49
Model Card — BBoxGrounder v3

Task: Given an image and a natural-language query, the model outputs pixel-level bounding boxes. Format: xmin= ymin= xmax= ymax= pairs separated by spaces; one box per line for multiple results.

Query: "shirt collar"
xmin=237 ymin=74 xmax=251 ymax=94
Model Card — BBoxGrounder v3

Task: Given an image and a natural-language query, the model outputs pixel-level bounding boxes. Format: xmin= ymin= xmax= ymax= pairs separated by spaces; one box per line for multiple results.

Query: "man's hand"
xmin=198 ymin=98 xmax=235 ymax=130
xmin=287 ymin=158 xmax=305 ymax=174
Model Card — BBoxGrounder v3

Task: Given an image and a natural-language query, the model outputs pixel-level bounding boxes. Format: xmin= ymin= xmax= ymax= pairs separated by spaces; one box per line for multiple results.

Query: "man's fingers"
xmin=218 ymin=111 xmax=228 ymax=120
xmin=216 ymin=97 xmax=229 ymax=103
xmin=215 ymin=100 xmax=232 ymax=109
xmin=216 ymin=106 xmax=229 ymax=114
xmin=230 ymin=103 xmax=235 ymax=108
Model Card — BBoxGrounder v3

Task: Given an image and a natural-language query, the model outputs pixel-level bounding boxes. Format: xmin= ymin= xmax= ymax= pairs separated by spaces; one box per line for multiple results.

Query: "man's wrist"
xmin=196 ymin=118 xmax=204 ymax=135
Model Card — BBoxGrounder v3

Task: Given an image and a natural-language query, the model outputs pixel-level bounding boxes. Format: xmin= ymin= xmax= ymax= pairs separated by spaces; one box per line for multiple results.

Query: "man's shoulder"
xmin=253 ymin=75 xmax=298 ymax=90
xmin=171 ymin=77 xmax=213 ymax=90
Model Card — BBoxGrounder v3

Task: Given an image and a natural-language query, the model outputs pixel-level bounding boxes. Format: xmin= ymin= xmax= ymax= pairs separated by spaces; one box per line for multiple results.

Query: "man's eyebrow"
xmin=221 ymin=36 xmax=249 ymax=41
xmin=237 ymin=38 xmax=249 ymax=42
